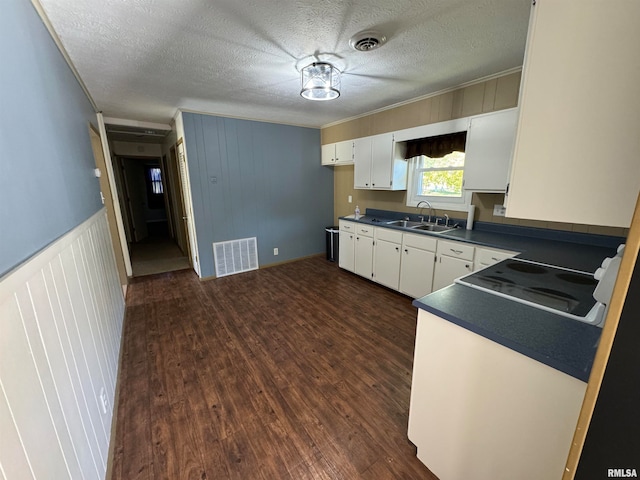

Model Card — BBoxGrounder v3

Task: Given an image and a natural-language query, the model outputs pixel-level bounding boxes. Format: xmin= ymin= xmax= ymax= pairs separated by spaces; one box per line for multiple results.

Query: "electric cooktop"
xmin=455 ymin=258 xmax=601 ymax=321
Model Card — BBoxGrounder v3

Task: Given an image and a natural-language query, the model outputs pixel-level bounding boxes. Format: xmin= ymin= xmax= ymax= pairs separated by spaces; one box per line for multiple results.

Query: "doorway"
xmin=114 ymin=149 xmax=191 ymax=277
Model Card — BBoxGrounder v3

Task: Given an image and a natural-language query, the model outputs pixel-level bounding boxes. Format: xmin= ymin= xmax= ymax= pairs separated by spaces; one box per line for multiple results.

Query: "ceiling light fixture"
xmin=300 ymin=62 xmax=340 ymax=101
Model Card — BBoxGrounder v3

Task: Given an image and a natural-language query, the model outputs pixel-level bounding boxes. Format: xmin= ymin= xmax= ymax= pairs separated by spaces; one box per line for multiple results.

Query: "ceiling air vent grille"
xmin=213 ymin=237 xmax=259 ymax=277
xmin=349 ymin=30 xmax=387 ymax=52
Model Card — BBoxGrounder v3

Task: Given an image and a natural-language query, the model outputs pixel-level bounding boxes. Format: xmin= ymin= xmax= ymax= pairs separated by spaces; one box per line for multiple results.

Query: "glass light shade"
xmin=300 ymin=62 xmax=340 ymax=101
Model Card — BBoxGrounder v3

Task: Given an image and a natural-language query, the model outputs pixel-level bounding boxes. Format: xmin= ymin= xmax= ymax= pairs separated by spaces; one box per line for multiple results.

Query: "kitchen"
xmin=2 ymin=1 xmax=640 ymax=479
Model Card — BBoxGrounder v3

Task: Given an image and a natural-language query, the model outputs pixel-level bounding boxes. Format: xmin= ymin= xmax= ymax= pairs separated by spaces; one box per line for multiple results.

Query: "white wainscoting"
xmin=0 ymin=210 xmax=125 ymax=480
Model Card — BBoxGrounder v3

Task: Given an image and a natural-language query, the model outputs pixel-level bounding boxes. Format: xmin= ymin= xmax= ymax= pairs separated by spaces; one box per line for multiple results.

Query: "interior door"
xmin=169 ymin=145 xmax=189 ymax=256
xmin=176 ymin=139 xmax=199 ymax=273
xmin=88 ymin=125 xmax=128 ymax=285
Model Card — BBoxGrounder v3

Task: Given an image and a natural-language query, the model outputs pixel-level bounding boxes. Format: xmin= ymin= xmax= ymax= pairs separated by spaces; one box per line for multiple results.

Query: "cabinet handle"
xmin=450 ymin=249 xmax=463 ymax=254
xmin=404 ymin=249 xmax=408 ymax=253
xmin=465 ymin=264 xmax=470 ymax=268
xmin=395 ymin=247 xmax=399 ymax=251
xmin=491 ymin=257 xmax=500 ymax=261
xmin=361 ymin=229 xmax=368 ymax=233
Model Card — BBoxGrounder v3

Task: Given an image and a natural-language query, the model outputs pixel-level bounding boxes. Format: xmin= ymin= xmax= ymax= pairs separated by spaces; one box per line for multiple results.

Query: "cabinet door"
xmin=338 ymin=231 xmax=355 ymax=272
xmin=400 ymin=246 xmax=436 ymax=298
xmin=432 ymin=255 xmax=472 ymax=292
xmin=473 ymin=247 xmax=517 ymax=271
xmin=373 ymin=239 xmax=401 ymax=290
xmin=463 ymin=109 xmax=518 ymax=192
xmin=354 ymin=235 xmax=374 ymax=279
xmin=370 ymin=133 xmax=394 ymax=189
xmin=334 ymin=140 xmax=353 ymax=165
xmin=505 ymin=1 xmax=640 ymax=227
xmin=353 ymin=137 xmax=372 ymax=188
xmin=321 ymin=143 xmax=335 ymax=165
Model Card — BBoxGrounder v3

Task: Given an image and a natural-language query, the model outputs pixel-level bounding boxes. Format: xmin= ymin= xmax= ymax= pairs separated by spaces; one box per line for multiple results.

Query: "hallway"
xmin=130 ymin=235 xmax=190 ymax=277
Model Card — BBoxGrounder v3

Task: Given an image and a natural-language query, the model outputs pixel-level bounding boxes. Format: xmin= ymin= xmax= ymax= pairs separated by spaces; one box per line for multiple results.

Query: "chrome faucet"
xmin=444 ymin=214 xmax=450 ymax=227
xmin=416 ymin=200 xmax=434 ymax=223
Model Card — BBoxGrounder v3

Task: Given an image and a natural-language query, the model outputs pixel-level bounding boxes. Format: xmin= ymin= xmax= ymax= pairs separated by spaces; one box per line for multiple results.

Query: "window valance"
xmin=404 ymin=131 xmax=467 ymax=159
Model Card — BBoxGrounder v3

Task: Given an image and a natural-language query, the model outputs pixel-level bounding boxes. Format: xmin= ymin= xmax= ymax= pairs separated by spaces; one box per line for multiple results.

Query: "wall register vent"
xmin=213 ymin=237 xmax=259 ymax=277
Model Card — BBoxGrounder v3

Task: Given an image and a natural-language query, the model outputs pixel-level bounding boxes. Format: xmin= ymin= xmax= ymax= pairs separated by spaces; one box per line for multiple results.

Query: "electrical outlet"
xmin=348 ymin=195 xmax=353 ymax=203
xmin=273 ymin=247 xmax=279 ymax=256
xmin=493 ymin=204 xmax=506 ymax=217
xmin=99 ymin=387 xmax=108 ymax=414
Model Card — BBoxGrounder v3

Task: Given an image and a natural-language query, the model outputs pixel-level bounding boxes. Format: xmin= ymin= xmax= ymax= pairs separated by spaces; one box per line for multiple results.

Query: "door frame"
xmin=95 ymin=114 xmax=133 ymax=278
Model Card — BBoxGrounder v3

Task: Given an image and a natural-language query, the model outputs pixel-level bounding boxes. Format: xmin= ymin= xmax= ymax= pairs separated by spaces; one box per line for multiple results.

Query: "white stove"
xmin=455 ymin=245 xmax=625 ymax=327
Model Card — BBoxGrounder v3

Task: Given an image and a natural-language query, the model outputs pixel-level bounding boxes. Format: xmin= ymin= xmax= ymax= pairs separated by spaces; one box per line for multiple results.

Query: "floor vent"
xmin=213 ymin=237 xmax=259 ymax=277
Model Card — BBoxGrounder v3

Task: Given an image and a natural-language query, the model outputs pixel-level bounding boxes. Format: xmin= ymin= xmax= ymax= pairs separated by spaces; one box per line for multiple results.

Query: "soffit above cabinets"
xmin=36 ymin=0 xmax=531 ymax=128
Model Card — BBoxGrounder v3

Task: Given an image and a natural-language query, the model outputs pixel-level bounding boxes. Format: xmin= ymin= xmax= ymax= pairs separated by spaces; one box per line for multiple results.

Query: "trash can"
xmin=325 ymin=226 xmax=339 ymax=262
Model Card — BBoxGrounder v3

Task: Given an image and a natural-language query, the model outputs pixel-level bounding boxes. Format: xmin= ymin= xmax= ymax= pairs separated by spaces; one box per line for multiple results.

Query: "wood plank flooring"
xmin=110 ymin=255 xmax=437 ymax=479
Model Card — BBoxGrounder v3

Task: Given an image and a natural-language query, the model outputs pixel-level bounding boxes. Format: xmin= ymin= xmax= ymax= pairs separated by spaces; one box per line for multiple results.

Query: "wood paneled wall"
xmin=322 ymin=71 xmax=521 ymax=144
xmin=0 ymin=211 xmax=125 ymax=479
xmin=181 ymin=113 xmax=334 ymax=278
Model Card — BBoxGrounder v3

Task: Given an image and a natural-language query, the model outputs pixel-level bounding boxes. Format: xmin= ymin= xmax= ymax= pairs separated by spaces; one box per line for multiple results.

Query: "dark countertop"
xmin=412 ymin=285 xmax=603 ymax=381
xmin=340 ymin=212 xmax=621 ymax=272
xmin=340 ymin=209 xmax=626 ymax=382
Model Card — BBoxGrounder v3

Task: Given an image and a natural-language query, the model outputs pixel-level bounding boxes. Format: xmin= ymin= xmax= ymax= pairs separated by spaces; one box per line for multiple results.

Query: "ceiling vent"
xmin=349 ymin=30 xmax=387 ymax=52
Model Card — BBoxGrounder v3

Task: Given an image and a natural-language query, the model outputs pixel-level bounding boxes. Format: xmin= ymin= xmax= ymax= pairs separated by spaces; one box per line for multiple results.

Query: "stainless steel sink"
xmin=386 ymin=219 xmax=424 ymax=228
xmin=410 ymin=223 xmax=455 ymax=233
xmin=385 ymin=219 xmax=455 ymax=233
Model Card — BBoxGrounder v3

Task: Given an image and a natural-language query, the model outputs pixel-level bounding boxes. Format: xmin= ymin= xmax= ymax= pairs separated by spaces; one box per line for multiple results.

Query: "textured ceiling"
xmin=37 ymin=0 xmax=532 ymax=128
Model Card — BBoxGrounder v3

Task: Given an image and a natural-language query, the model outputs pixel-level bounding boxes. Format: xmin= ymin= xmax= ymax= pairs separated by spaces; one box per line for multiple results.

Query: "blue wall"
xmin=182 ymin=113 xmax=333 ymax=278
xmin=0 ymin=1 xmax=102 ymax=276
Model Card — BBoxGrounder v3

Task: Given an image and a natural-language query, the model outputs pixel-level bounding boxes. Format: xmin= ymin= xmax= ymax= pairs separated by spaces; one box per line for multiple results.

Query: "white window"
xmin=406 ymin=146 xmax=471 ymax=211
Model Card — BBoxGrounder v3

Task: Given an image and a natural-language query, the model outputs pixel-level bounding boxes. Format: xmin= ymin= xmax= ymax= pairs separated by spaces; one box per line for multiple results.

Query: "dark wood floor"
xmin=110 ymin=255 xmax=437 ymax=479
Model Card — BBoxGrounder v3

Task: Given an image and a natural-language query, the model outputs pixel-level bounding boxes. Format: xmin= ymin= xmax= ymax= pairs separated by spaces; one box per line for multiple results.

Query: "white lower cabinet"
xmin=408 ymin=309 xmax=587 ymax=480
xmin=399 ymin=233 xmax=437 ymax=298
xmin=339 ymin=230 xmax=355 ymax=272
xmin=373 ymin=228 xmax=403 ymax=290
xmin=339 ymin=223 xmax=521 ymax=297
xmin=354 ymin=225 xmax=374 ymax=279
xmin=338 ymin=220 xmax=356 ymax=272
xmin=432 ymin=240 xmax=475 ymax=292
xmin=474 ymin=246 xmax=518 ymax=271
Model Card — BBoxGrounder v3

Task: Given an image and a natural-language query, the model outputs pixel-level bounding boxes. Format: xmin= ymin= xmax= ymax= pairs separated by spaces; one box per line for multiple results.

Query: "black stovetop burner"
xmin=456 ymin=258 xmax=598 ymax=317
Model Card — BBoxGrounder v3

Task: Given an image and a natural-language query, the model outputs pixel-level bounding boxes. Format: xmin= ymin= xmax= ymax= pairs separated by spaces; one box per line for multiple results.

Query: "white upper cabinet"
xmin=353 ymin=137 xmax=372 ymax=187
xmin=321 ymin=140 xmax=353 ymax=166
xmin=463 ymin=108 xmax=518 ymax=192
xmin=354 ymin=133 xmax=407 ymax=190
xmin=505 ymin=1 xmax=640 ymax=227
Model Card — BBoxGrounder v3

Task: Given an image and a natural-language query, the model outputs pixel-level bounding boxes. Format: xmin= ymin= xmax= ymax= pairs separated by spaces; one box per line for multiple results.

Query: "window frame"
xmin=145 ymin=165 xmax=165 ymax=210
xmin=406 ymin=155 xmax=472 ymax=212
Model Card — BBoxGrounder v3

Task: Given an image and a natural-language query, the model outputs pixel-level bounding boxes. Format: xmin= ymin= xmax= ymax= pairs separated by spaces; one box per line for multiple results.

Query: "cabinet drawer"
xmin=402 ymin=233 xmax=437 ymax=252
xmin=437 ymin=240 xmax=475 ymax=261
xmin=475 ymin=247 xmax=518 ymax=266
xmin=375 ymin=227 xmax=403 ymax=244
xmin=356 ymin=225 xmax=374 ymax=237
xmin=339 ymin=220 xmax=355 ymax=232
